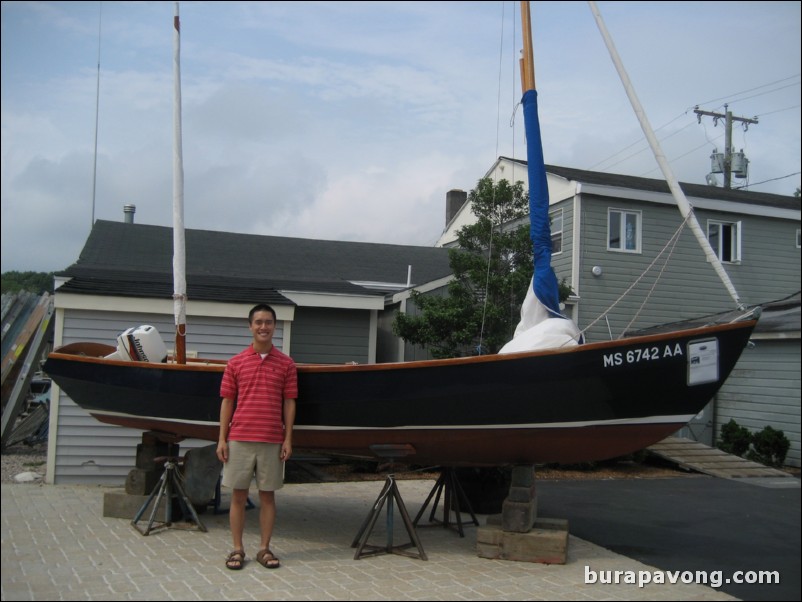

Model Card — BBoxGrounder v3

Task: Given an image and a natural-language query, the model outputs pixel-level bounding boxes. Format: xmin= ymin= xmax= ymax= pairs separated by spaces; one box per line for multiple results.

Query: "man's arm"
xmin=281 ymin=398 xmax=296 ymax=462
xmin=217 ymin=396 xmax=235 ymax=463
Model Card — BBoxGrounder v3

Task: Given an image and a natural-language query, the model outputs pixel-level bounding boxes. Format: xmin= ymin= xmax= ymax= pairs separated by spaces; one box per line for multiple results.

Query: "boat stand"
xmin=132 ymin=456 xmax=207 ymax=536
xmin=351 ymin=473 xmax=427 ymax=561
xmin=413 ymin=467 xmax=479 ymax=538
xmin=351 ymin=444 xmax=426 ymax=560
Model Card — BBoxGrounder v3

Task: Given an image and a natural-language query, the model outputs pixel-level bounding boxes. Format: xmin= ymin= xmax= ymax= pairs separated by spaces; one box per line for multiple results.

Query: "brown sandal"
xmin=226 ymin=549 xmax=245 ymax=570
xmin=256 ymin=548 xmax=280 ymax=569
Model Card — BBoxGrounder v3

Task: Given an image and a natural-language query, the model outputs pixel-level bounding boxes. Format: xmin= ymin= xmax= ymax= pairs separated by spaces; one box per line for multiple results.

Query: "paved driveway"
xmin=537 ymin=475 xmax=801 ymax=601
xmin=1 ymin=478 xmax=744 ymax=601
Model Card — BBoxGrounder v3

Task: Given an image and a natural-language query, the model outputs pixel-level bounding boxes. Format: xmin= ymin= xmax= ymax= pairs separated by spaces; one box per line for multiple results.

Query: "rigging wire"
xmin=479 ymin=1 xmax=515 ymax=353
xmin=579 ymin=214 xmax=693 ymax=340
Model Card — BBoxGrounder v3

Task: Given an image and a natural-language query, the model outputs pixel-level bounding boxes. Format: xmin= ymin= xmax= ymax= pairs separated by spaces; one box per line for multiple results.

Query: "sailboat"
xmin=43 ymin=2 xmax=759 ymax=467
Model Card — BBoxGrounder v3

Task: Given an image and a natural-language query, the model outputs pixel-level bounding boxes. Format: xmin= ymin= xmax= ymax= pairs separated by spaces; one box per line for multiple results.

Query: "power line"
xmin=592 ymin=75 xmax=800 ymax=170
xmin=596 ymin=121 xmax=698 ymax=173
xmin=587 ymin=111 xmax=689 ymax=171
xmin=757 ymin=103 xmax=801 ymax=118
xmin=638 ymin=136 xmax=724 ymax=179
xmin=733 ymin=172 xmax=801 ymax=191
xmin=690 ymin=74 xmax=800 ymax=110
xmin=723 ymin=83 xmax=800 ymax=110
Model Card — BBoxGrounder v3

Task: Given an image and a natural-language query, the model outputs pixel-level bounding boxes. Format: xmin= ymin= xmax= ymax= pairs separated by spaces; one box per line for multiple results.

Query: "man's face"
xmin=249 ymin=310 xmax=275 ymax=345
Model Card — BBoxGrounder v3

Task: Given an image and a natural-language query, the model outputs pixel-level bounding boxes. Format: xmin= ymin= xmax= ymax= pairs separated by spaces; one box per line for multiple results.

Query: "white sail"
xmin=499 ymin=281 xmax=582 ymax=353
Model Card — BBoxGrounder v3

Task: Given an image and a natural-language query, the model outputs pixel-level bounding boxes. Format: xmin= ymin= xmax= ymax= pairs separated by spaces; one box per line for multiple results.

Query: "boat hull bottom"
xmin=90 ymin=413 xmax=683 ymax=466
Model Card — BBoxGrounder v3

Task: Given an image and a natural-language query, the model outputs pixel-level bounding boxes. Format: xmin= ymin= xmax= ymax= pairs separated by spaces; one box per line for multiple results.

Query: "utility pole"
xmin=694 ymin=104 xmax=758 ymax=189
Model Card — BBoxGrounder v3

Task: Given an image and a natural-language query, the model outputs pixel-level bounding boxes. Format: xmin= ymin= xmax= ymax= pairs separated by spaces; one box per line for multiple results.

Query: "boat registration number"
xmin=603 ymin=343 xmax=683 ymax=367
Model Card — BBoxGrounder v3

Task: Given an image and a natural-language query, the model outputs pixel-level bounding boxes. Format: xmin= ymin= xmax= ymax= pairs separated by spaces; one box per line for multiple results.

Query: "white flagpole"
xmin=173 ymin=1 xmax=187 ymax=363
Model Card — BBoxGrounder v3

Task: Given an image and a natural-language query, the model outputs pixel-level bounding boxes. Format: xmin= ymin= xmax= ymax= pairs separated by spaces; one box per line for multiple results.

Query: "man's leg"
xmin=258 ymin=490 xmax=276 ymax=551
xmin=230 ymin=488 xmax=250 ymax=549
xmin=252 ymin=443 xmax=282 ymax=568
xmin=255 ymin=490 xmax=280 ymax=567
xmin=226 ymin=488 xmax=249 ymax=569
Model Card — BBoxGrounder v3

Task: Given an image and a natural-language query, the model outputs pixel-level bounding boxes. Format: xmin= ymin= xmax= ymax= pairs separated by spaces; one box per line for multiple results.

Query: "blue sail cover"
xmin=498 ymin=89 xmax=581 ymax=354
xmin=522 ymin=89 xmax=563 ymax=318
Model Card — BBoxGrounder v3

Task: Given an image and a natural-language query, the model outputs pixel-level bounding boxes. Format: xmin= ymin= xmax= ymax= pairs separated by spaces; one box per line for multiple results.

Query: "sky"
xmin=1 ymin=1 xmax=800 ymax=273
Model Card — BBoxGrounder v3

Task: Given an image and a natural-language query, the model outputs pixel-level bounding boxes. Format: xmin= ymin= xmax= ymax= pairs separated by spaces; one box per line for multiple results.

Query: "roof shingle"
xmin=57 ymin=221 xmax=453 ymax=303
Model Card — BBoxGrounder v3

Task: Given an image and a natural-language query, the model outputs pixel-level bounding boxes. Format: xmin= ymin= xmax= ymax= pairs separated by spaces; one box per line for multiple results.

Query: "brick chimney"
xmin=445 ymin=189 xmax=467 ymax=226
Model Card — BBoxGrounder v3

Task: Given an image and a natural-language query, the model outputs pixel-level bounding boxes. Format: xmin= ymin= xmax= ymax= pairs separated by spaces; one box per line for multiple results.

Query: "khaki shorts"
xmin=221 ymin=441 xmax=284 ymax=492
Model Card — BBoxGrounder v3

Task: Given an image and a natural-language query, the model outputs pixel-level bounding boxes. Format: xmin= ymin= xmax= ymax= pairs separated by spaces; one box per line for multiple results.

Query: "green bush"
xmin=746 ymin=426 xmax=790 ymax=468
xmin=717 ymin=419 xmax=752 ymax=457
xmin=717 ymin=419 xmax=791 ymax=468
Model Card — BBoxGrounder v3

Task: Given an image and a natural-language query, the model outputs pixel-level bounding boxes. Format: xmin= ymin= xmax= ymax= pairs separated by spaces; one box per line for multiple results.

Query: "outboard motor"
xmin=104 ymin=325 xmax=168 ymax=363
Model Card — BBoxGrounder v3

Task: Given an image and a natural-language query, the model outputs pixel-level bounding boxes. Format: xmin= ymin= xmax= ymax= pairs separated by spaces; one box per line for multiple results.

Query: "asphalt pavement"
xmin=536 ymin=474 xmax=800 ymax=601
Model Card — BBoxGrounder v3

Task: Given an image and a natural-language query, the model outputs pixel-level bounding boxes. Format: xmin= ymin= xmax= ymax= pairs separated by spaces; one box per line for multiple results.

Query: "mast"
xmin=520 ymin=1 xmax=535 ymax=93
xmin=587 ymin=1 xmax=743 ymax=310
xmin=91 ymin=2 xmax=102 ymax=226
xmin=519 ymin=1 xmax=562 ymax=318
xmin=173 ymin=1 xmax=187 ymax=363
xmin=498 ymin=1 xmax=584 ymax=353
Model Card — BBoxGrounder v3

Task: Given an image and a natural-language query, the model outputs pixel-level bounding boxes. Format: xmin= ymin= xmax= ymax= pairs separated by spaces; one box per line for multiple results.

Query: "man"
xmin=217 ymin=303 xmax=297 ymax=570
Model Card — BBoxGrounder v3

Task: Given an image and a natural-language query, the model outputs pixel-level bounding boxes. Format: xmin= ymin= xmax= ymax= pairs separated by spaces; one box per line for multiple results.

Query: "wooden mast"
xmin=520 ymin=1 xmax=536 ymax=93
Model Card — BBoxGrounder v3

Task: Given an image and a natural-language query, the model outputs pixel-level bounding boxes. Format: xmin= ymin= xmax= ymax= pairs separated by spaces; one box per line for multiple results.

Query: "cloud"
xmin=1 ymin=1 xmax=799 ymax=273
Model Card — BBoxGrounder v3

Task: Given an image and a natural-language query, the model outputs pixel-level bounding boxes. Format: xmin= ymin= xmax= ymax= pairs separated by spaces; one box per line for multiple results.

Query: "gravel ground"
xmin=1 ymin=441 xmax=48 ymax=484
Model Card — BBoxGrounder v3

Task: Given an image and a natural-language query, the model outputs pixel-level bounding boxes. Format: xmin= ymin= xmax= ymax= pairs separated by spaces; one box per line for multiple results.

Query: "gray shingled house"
xmin=48 ymin=220 xmax=452 ymax=484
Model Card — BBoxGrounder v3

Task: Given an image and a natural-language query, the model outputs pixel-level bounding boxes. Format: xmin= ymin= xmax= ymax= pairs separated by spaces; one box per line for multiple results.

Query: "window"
xmin=550 ymin=208 xmax=563 ymax=254
xmin=707 ymin=220 xmax=741 ymax=263
xmin=608 ymin=209 xmax=641 ymax=252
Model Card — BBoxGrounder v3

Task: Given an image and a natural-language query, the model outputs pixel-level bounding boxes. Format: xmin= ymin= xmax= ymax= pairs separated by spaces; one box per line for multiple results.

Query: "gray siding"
xmin=716 ymin=339 xmax=801 ymax=468
xmin=290 ymin=307 xmax=369 ymax=364
xmin=551 ymin=200 xmax=574 ymax=285
xmin=576 ymin=197 xmax=801 ymax=342
xmin=573 ymin=195 xmax=800 ymax=468
xmin=732 ymin=214 xmax=801 ymax=295
xmin=53 ymin=308 xmax=286 ymax=484
xmin=61 ymin=310 xmax=268 ymax=360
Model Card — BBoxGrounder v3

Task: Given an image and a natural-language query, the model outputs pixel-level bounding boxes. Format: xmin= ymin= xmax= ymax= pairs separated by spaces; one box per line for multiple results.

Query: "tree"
xmin=394 ymin=177 xmax=564 ymax=358
xmin=0 ymin=271 xmax=55 ymax=295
